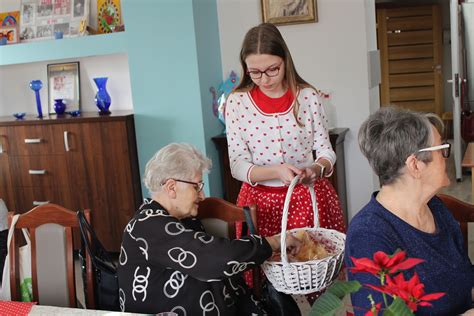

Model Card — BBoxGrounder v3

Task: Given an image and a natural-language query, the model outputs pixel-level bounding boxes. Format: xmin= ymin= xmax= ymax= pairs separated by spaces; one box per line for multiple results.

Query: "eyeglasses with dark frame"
xmin=173 ymin=179 xmax=205 ymax=193
xmin=246 ymin=62 xmax=283 ymax=79
xmin=417 ymin=142 xmax=451 ymax=158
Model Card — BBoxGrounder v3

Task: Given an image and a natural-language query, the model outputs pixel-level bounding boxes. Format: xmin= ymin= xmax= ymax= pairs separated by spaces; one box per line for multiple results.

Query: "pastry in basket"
xmin=269 ymin=230 xmax=329 ymax=262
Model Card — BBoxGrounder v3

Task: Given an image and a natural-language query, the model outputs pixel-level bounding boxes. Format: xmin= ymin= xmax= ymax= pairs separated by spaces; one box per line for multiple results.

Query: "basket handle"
xmin=280 ymin=175 xmax=319 ymax=264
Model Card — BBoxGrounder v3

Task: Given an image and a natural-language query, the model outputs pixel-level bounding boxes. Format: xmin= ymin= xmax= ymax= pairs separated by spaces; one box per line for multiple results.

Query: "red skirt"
xmin=236 ymin=178 xmax=346 ymax=291
xmin=236 ymin=178 xmax=345 ymax=238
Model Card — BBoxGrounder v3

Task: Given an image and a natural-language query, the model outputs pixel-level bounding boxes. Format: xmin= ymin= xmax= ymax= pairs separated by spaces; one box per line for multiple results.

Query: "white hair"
xmin=143 ymin=143 xmax=212 ymax=194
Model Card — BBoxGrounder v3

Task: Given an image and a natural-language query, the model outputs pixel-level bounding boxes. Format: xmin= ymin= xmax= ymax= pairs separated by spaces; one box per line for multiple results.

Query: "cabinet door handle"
xmin=29 ymin=169 xmax=47 ymax=175
xmin=33 ymin=201 xmax=50 ymax=206
xmin=24 ymin=138 xmax=42 ymax=144
xmin=0 ymin=136 xmax=6 ymax=153
xmin=64 ymin=131 xmax=70 ymax=152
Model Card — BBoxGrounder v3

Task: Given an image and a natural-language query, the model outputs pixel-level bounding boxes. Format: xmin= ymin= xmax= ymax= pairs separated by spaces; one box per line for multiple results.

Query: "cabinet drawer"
xmin=13 ymin=186 xmax=73 ymax=213
xmin=10 ymin=155 xmax=69 ymax=187
xmin=7 ymin=125 xmax=65 ymax=155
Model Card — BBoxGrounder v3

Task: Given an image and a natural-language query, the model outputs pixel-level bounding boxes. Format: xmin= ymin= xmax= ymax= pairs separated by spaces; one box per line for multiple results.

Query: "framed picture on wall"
xmin=47 ymin=62 xmax=81 ymax=114
xmin=0 ymin=25 xmax=19 ymax=44
xmin=261 ymin=0 xmax=318 ymax=25
xmin=20 ymin=0 xmax=89 ymax=41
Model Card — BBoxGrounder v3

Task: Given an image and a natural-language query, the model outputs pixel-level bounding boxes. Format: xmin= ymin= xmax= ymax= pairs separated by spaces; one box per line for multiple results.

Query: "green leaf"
xmin=382 ymin=297 xmax=414 ymax=316
xmin=309 ymin=292 xmax=344 ymax=316
xmin=327 ymin=280 xmax=362 ymax=298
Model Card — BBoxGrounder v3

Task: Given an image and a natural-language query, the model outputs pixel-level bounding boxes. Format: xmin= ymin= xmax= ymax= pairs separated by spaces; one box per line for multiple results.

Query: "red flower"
xmin=364 ymin=302 xmax=382 ymax=316
xmin=350 ymin=251 xmax=424 ymax=277
xmin=366 ymin=273 xmax=445 ymax=312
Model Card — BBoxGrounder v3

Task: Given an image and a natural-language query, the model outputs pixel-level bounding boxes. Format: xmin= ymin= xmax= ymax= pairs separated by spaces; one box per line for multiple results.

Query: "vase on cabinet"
xmin=54 ymin=99 xmax=66 ymax=115
xmin=93 ymin=77 xmax=111 ymax=115
xmin=29 ymin=80 xmax=43 ymax=118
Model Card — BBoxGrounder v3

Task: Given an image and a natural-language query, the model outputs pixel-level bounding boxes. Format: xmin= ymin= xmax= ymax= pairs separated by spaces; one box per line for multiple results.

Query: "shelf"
xmin=0 ymin=32 xmax=128 ymax=66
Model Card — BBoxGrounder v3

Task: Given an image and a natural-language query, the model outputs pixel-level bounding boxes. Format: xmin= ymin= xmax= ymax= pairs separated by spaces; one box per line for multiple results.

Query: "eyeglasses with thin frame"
xmin=246 ymin=62 xmax=283 ymax=79
xmin=173 ymin=179 xmax=205 ymax=193
xmin=417 ymin=142 xmax=451 ymax=158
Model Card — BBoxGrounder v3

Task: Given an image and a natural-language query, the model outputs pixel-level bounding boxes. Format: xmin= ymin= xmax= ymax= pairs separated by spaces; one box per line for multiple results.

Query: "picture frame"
xmin=47 ymin=62 xmax=81 ymax=115
xmin=20 ymin=0 xmax=89 ymax=42
xmin=0 ymin=25 xmax=19 ymax=44
xmin=261 ymin=0 xmax=318 ymax=26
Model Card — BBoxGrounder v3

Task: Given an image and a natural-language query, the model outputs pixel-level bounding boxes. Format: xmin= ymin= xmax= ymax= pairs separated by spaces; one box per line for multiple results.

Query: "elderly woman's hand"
xmin=265 ymin=233 xmax=302 ymax=254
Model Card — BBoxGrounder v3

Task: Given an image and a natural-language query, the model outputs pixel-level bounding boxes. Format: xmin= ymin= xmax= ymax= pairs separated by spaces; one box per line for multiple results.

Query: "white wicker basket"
xmin=261 ymin=175 xmax=346 ymax=295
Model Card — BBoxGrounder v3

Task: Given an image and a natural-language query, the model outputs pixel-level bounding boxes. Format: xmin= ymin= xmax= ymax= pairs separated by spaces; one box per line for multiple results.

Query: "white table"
xmin=29 ymin=305 xmax=151 ymax=315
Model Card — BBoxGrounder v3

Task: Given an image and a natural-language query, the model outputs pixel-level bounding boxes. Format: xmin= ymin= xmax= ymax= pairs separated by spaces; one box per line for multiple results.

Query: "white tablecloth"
xmin=29 ymin=305 xmax=151 ymax=315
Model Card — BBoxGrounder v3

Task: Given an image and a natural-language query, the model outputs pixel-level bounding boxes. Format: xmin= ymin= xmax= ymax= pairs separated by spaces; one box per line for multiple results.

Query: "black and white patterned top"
xmin=117 ymin=198 xmax=272 ymax=315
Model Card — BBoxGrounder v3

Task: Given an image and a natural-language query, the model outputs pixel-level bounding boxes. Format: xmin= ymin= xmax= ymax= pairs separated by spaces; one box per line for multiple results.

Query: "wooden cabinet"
xmin=212 ymin=128 xmax=349 ymax=225
xmin=0 ymin=112 xmax=142 ymax=251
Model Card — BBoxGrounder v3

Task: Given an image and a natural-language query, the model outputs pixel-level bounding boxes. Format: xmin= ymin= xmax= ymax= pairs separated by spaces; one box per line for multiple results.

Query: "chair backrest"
xmin=438 ymin=194 xmax=474 ymax=250
xmin=197 ymin=197 xmax=261 ymax=297
xmin=7 ymin=204 xmax=94 ymax=308
xmin=197 ymin=197 xmax=258 ymax=237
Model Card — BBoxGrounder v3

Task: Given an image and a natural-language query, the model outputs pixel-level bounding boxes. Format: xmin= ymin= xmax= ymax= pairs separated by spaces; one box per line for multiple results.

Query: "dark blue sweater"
xmin=345 ymin=193 xmax=474 ymax=315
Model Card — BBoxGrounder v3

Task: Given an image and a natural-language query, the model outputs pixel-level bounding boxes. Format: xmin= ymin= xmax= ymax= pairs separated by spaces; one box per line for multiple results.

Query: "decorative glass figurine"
xmin=29 ymin=80 xmax=43 ymax=118
xmin=93 ymin=77 xmax=111 ymax=115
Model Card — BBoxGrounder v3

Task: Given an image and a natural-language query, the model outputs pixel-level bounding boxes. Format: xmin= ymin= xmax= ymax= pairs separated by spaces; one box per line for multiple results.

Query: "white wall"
xmin=0 ymin=53 xmax=133 ymax=116
xmin=217 ymin=0 xmax=379 ymax=219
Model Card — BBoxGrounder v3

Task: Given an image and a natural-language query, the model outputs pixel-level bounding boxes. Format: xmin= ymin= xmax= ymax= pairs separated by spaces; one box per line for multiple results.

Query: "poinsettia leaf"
xmin=382 ymin=297 xmax=414 ymax=316
xmin=389 ymin=258 xmax=424 ymax=273
xmin=309 ymin=291 xmax=344 ymax=316
xmin=385 ymin=250 xmax=405 ymax=267
xmin=327 ymin=280 xmax=362 ymax=298
xmin=420 ymin=292 xmax=445 ymax=301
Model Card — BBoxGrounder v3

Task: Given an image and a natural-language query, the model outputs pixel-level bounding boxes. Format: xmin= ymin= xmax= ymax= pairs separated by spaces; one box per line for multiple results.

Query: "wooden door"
xmin=377 ymin=4 xmax=443 ymax=115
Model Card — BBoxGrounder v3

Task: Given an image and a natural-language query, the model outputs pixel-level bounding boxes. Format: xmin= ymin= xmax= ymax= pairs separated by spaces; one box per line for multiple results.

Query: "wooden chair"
xmin=438 ymin=194 xmax=474 ymax=250
xmin=197 ymin=198 xmax=262 ymax=296
xmin=7 ymin=204 xmax=94 ymax=308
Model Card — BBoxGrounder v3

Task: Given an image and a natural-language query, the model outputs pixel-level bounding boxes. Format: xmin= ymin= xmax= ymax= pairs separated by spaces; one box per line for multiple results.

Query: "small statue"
xmin=210 ymin=71 xmax=239 ymax=132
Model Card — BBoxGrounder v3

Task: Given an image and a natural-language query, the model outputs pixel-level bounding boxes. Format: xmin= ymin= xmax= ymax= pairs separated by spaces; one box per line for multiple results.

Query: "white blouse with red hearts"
xmin=225 ymin=87 xmax=336 ymax=187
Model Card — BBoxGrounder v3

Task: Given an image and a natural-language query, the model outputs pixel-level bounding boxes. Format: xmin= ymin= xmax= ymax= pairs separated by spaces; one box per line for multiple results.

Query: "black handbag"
xmin=77 ymin=210 xmax=120 ymax=311
xmin=242 ymin=207 xmax=301 ymax=316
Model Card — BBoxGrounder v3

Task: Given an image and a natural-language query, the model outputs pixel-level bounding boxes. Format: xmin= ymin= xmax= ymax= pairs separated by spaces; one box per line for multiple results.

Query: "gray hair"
xmin=358 ymin=107 xmax=444 ymax=186
xmin=143 ymin=143 xmax=212 ymax=194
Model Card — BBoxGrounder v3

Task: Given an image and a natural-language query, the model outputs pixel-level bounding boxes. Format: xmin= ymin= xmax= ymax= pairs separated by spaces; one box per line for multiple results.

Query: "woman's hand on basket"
xmin=300 ymin=166 xmax=318 ymax=185
xmin=265 ymin=233 xmax=302 ymax=254
xmin=274 ymin=164 xmax=302 ymax=186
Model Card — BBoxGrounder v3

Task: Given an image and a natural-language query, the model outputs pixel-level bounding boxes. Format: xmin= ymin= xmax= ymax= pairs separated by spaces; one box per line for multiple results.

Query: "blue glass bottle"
xmin=93 ymin=77 xmax=111 ymax=115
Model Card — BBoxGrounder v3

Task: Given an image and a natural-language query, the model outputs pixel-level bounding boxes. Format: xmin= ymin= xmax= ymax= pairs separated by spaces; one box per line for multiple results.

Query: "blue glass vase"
xmin=29 ymin=80 xmax=43 ymax=118
xmin=54 ymin=99 xmax=66 ymax=115
xmin=93 ymin=77 xmax=111 ymax=115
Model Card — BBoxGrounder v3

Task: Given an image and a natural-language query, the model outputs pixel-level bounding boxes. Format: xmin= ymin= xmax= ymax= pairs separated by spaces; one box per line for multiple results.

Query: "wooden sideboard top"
xmin=0 ymin=110 xmax=134 ymax=126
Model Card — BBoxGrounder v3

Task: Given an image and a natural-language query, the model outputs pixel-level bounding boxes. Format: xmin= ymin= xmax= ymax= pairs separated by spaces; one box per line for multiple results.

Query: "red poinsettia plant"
xmin=310 ymin=250 xmax=445 ymax=316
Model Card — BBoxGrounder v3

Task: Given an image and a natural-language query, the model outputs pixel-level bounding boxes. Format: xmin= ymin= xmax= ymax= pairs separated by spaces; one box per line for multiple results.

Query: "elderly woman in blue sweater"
xmin=345 ymin=107 xmax=474 ymax=315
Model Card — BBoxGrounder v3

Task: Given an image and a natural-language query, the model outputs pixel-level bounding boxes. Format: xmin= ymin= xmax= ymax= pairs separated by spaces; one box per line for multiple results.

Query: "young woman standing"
xmin=225 ymin=23 xmax=345 ymax=304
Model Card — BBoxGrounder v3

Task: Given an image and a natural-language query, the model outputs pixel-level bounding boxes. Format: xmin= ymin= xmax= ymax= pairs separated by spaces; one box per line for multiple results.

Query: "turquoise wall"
xmin=122 ymin=0 xmax=223 ymax=197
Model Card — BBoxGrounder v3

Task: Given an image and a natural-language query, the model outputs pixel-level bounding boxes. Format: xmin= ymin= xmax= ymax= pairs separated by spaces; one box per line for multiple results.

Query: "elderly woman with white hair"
xmin=345 ymin=107 xmax=474 ymax=315
xmin=117 ymin=143 xmax=299 ymax=315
